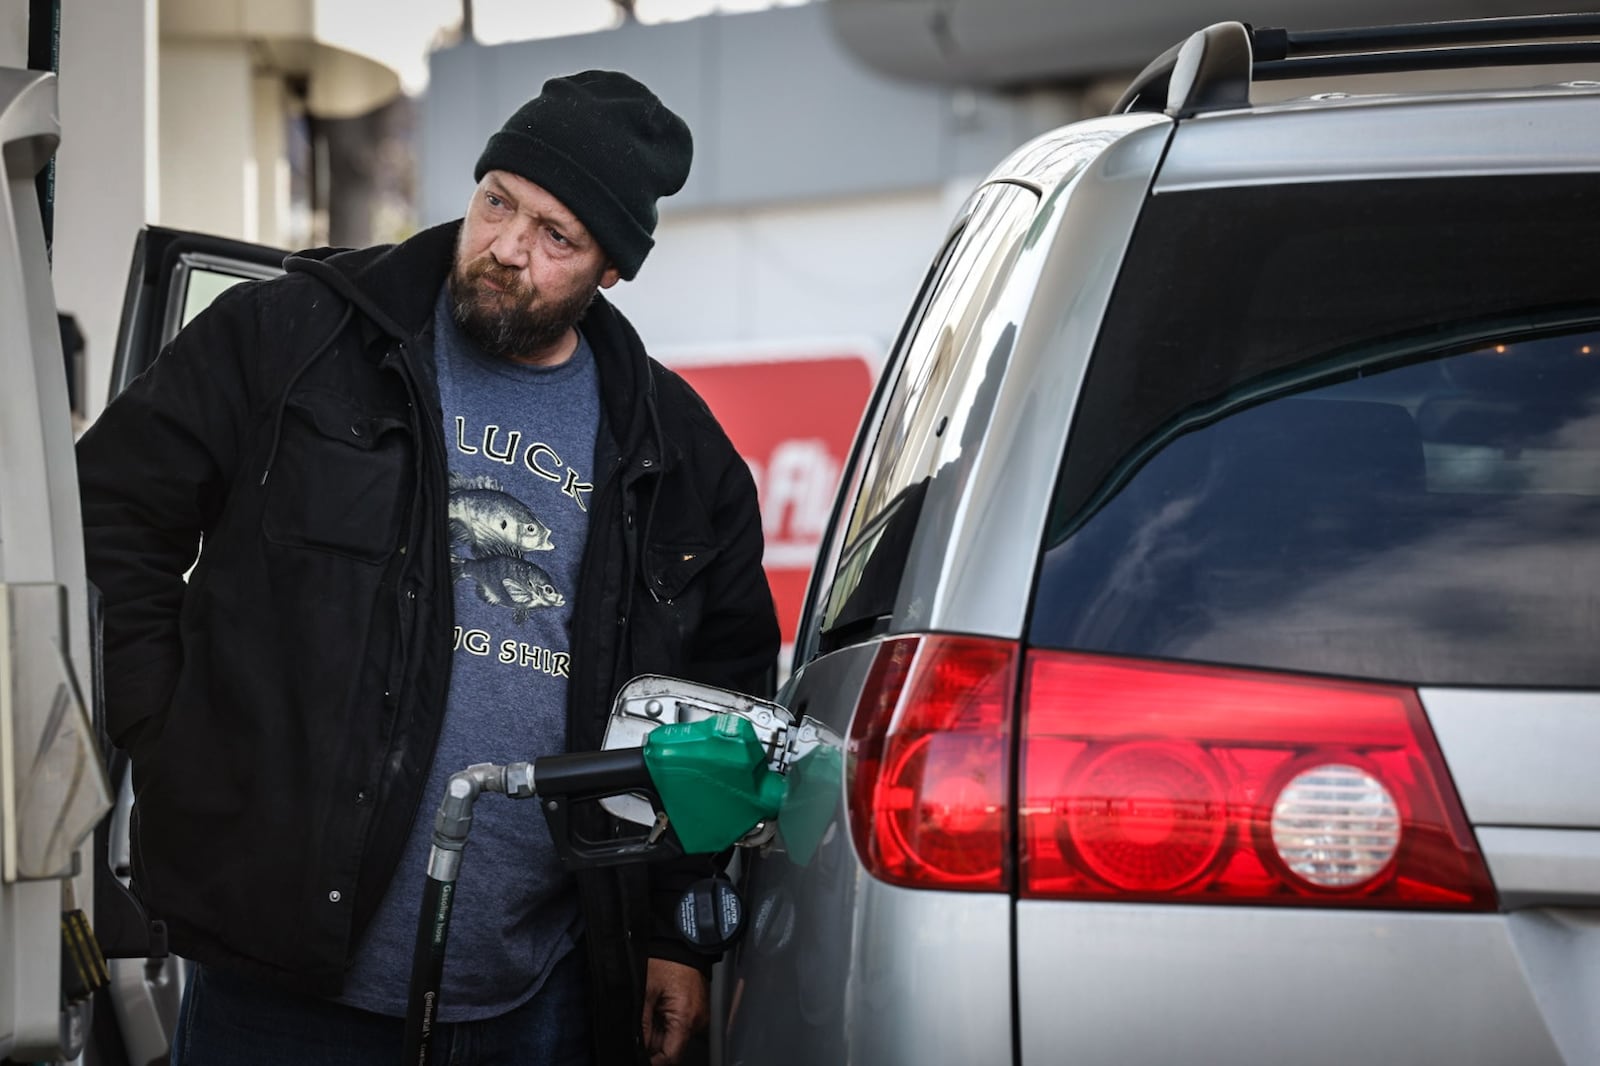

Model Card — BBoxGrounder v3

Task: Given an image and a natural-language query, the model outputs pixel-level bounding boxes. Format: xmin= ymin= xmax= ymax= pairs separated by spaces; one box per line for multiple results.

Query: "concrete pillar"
xmin=253 ymin=71 xmax=292 ymax=247
xmin=1 ymin=0 xmax=26 ymax=66
xmin=160 ymin=40 xmax=256 ymax=240
xmin=54 ymin=0 xmax=159 ymax=422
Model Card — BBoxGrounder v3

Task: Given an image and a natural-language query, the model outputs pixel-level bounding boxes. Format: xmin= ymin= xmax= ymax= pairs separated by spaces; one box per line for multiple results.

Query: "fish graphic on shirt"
xmin=450 ymin=554 xmax=566 ymax=624
xmin=448 ymin=474 xmax=554 ymax=557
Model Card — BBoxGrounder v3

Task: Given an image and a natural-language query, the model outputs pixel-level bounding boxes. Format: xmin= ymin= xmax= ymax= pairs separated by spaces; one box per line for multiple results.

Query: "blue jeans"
xmin=170 ymin=947 xmax=591 ymax=1066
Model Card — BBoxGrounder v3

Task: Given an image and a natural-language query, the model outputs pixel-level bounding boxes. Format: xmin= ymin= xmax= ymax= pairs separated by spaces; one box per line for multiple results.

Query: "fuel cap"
xmin=674 ymin=877 xmax=744 ymax=953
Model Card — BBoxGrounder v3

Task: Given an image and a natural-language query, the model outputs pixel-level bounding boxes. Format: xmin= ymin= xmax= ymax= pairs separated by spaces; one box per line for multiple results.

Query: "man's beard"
xmin=447 ymin=256 xmax=598 ymax=362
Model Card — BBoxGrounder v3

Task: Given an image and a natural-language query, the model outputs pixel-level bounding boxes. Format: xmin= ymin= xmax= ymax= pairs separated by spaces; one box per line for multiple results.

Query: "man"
xmin=78 ymin=70 xmax=779 ymax=1065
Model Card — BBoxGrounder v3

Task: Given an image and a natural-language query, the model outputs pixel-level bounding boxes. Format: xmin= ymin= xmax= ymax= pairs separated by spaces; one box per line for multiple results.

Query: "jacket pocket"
xmin=262 ymin=388 xmax=412 ymax=563
xmin=643 ymin=543 xmax=723 ymax=603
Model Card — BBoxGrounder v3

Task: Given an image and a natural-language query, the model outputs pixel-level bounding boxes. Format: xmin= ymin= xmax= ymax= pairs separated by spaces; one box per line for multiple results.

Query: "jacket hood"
xmin=284 ymin=220 xmax=460 ymax=341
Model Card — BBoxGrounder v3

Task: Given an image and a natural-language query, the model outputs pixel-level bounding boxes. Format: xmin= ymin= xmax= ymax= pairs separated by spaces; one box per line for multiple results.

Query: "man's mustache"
xmin=462 ymin=258 xmax=534 ymax=301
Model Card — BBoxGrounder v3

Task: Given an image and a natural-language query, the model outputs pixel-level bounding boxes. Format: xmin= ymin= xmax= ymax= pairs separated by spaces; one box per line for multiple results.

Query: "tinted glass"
xmin=1033 ymin=175 xmax=1600 ymax=688
xmin=818 ymin=183 xmax=1036 ymax=643
xmin=1053 ymin=176 xmax=1599 ymax=529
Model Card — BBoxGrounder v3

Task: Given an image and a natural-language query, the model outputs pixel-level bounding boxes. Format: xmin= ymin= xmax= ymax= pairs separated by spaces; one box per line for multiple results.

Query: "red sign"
xmin=669 ymin=349 xmax=877 ymax=649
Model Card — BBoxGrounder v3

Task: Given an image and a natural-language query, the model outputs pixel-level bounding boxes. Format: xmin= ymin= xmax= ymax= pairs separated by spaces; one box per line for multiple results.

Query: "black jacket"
xmin=77 ymin=221 xmax=779 ymax=1061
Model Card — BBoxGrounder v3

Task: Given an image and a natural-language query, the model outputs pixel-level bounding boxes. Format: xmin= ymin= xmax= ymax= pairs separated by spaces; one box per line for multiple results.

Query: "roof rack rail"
xmin=1256 ymin=40 xmax=1600 ymax=81
xmin=1112 ymin=22 xmax=1253 ymax=116
xmin=1253 ymin=13 xmax=1600 ymax=60
xmin=1114 ymin=13 xmax=1600 ymax=118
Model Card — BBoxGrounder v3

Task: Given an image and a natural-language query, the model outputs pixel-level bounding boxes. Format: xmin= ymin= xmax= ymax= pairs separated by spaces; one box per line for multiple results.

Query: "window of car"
xmin=785 ymin=228 xmax=963 ymax=671
xmin=811 ymin=183 xmax=1037 ymax=651
xmin=166 ymin=255 xmax=280 ymax=342
xmin=110 ymin=230 xmax=286 ymax=400
xmin=1032 ymin=174 xmax=1600 ymax=688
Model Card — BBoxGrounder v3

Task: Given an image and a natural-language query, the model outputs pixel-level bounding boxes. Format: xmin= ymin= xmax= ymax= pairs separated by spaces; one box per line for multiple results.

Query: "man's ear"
xmin=599 ymin=265 xmax=622 ymax=290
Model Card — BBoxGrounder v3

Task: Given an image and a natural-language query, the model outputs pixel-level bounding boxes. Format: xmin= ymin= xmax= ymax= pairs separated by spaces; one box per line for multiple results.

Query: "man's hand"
xmin=641 ymin=957 xmax=709 ymax=1066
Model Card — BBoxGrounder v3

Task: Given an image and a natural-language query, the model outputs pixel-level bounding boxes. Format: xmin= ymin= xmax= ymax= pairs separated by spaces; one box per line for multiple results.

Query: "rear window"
xmin=1032 ymin=175 xmax=1600 ymax=688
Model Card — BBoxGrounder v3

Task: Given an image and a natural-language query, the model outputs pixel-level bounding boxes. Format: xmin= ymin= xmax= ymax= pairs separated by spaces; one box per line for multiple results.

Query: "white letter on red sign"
xmin=763 ymin=439 xmax=837 ymax=541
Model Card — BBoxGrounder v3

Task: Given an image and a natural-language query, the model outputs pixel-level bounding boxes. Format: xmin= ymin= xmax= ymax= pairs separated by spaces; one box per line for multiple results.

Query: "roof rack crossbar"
xmin=1255 ymin=40 xmax=1600 ymax=81
xmin=1116 ymin=16 xmax=1600 ymax=117
xmin=1254 ymin=13 xmax=1600 ymax=62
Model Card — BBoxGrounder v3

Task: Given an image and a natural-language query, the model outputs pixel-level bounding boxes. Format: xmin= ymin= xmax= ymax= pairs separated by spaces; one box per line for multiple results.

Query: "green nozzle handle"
xmin=643 ymin=714 xmax=787 ymax=854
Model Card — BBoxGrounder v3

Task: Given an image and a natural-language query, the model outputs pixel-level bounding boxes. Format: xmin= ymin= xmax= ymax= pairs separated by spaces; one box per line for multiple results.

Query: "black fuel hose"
xmin=402 ymin=872 xmax=455 ymax=1064
xmin=399 ymin=750 xmax=652 ymax=1064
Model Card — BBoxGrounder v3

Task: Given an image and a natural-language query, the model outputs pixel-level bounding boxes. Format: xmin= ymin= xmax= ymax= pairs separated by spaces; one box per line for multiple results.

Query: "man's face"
xmin=449 ymin=170 xmax=621 ymax=365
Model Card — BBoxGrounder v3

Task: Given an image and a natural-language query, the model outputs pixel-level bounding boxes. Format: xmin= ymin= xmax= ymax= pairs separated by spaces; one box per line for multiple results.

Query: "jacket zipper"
xmin=382 ymin=341 xmax=433 ymax=720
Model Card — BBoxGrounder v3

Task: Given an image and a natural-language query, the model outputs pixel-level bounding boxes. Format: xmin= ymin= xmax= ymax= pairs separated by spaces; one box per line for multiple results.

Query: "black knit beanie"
xmin=474 ymin=70 xmax=692 ymax=280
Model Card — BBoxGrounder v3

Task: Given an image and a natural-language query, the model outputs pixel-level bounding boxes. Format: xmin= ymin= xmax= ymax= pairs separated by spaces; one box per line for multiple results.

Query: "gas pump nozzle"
xmin=403 ymin=711 xmax=788 ymax=1065
xmin=535 ymin=746 xmax=686 ymax=867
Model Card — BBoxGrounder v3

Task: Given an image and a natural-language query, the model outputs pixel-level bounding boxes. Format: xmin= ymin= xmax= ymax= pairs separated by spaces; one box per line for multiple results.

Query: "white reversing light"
xmin=1270 ymin=764 xmax=1400 ymax=888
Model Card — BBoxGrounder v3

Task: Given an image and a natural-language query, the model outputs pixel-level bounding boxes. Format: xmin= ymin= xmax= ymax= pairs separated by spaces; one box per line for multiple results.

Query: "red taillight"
xmin=1021 ymin=652 xmax=1496 ymax=909
xmin=846 ymin=635 xmax=1015 ymax=891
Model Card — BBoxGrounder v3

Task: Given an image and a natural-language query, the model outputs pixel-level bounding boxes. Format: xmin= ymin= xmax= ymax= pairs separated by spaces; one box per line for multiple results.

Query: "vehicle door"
xmin=93 ymin=226 xmax=287 ymax=1066
xmin=106 ymin=226 xmax=287 ymax=397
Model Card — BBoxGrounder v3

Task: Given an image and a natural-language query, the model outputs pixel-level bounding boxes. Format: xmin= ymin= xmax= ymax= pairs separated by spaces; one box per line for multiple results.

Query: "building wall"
xmin=49 ymin=0 xmax=441 ymax=422
xmin=625 ymin=187 xmax=953 ymax=354
xmin=160 ymin=42 xmax=259 ymax=240
xmin=829 ymin=0 xmax=1586 ymax=87
xmin=55 ymin=0 xmax=160 ymax=422
xmin=0 ymin=0 xmax=24 ymax=66
xmin=424 ymin=5 xmax=1078 ymax=220
xmin=421 ymin=3 xmax=1089 ymax=359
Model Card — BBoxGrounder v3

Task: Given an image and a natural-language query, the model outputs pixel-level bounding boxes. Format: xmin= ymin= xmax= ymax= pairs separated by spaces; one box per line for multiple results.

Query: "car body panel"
xmin=725 ymin=640 xmax=1013 ymax=1066
xmin=919 ymin=120 xmax=1174 ymax=640
xmin=1007 ymin=110 xmax=1600 ymax=1063
xmin=1155 ymin=90 xmax=1600 ymax=193
xmin=1478 ymin=828 xmax=1600 ymax=910
xmin=1422 ymin=689 xmax=1600 ymax=828
xmin=1015 ymin=902 xmax=1572 ymax=1065
xmin=979 ymin=112 xmax=1170 ymax=192
xmin=719 ymin=44 xmax=1600 ymax=1066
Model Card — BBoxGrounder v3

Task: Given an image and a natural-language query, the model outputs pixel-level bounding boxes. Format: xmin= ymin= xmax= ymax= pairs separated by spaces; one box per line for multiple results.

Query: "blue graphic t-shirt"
xmin=339 ymin=288 xmax=601 ymax=1020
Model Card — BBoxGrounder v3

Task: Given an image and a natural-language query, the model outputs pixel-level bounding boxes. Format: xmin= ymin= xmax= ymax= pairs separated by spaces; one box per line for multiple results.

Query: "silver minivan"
xmin=713 ymin=16 xmax=1600 ymax=1066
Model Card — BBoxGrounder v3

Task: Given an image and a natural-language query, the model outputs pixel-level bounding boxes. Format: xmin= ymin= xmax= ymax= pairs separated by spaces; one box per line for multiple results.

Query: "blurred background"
xmin=4 ymin=0 xmax=1579 ymax=650
xmin=8 ymin=0 xmax=1575 ymax=420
